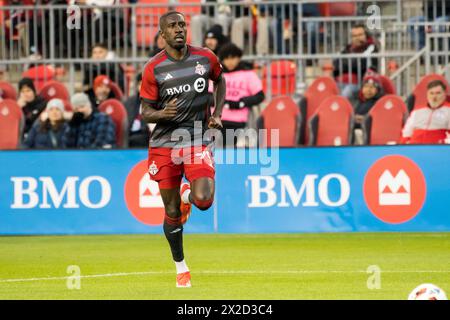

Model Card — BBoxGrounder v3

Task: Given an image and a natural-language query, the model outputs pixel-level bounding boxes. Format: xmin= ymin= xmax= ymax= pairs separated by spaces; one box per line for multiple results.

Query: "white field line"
xmin=0 ymin=270 xmax=449 ymax=284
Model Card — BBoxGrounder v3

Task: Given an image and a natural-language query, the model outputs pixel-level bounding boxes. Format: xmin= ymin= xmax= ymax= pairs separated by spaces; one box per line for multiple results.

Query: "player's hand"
xmin=161 ymin=98 xmax=178 ymax=120
xmin=208 ymin=115 xmax=223 ymax=129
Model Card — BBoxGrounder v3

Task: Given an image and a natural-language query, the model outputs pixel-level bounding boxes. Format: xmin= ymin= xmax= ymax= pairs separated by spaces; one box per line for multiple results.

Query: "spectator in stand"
xmin=17 ymin=77 xmax=47 ymax=135
xmin=408 ymin=0 xmax=450 ymax=50
xmin=149 ymin=33 xmax=166 ymax=57
xmin=124 ymin=73 xmax=150 ymax=148
xmin=354 ymin=74 xmax=385 ymax=127
xmin=217 ymin=43 xmax=265 ymax=147
xmin=190 ymin=0 xmax=231 ymax=47
xmin=83 ymin=42 xmax=126 ymax=92
xmin=23 ymin=98 xmax=68 ymax=149
xmin=63 ymin=93 xmax=116 ymax=149
xmin=333 ymin=24 xmax=379 ymax=102
xmin=401 ymin=80 xmax=450 ymax=144
xmin=230 ymin=0 xmax=268 ymax=55
xmin=85 ymin=75 xmax=119 ymax=110
xmin=203 ymin=25 xmax=229 ymax=55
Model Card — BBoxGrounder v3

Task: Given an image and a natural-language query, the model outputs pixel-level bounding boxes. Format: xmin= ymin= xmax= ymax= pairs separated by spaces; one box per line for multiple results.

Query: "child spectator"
xmin=85 ymin=75 xmax=119 ymax=110
xmin=401 ymin=80 xmax=450 ymax=144
xmin=17 ymin=77 xmax=47 ymax=135
xmin=23 ymin=98 xmax=68 ymax=149
xmin=218 ymin=43 xmax=265 ymax=147
xmin=63 ymin=93 xmax=116 ymax=149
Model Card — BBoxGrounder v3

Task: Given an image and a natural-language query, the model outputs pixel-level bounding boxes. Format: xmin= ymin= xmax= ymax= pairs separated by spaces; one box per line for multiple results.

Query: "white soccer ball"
xmin=408 ymin=283 xmax=448 ymax=300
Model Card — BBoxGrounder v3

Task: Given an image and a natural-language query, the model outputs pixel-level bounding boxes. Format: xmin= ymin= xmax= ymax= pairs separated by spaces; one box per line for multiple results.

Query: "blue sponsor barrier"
xmin=0 ymin=146 xmax=449 ymax=235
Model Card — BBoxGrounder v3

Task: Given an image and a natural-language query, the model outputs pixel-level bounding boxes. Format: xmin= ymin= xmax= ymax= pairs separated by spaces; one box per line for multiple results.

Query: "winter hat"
xmin=71 ymin=92 xmax=92 ymax=108
xmin=205 ymin=24 xmax=224 ymax=41
xmin=93 ymin=75 xmax=111 ymax=91
xmin=18 ymin=77 xmax=36 ymax=94
xmin=46 ymin=98 xmax=65 ymax=113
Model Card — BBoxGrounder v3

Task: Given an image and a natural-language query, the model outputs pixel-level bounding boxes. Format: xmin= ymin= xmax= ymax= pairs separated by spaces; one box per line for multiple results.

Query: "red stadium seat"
xmin=363 ymin=95 xmax=408 ymax=145
xmin=407 ymin=74 xmax=450 ymax=111
xmin=0 ymin=99 xmax=24 ymax=149
xmin=262 ymin=60 xmax=297 ymax=97
xmin=62 ymin=100 xmax=73 ymax=112
xmin=308 ymin=95 xmax=354 ymax=146
xmin=378 ymin=75 xmax=396 ymax=95
xmin=135 ymin=0 xmax=169 ymax=47
xmin=39 ymin=81 xmax=70 ymax=102
xmin=109 ymin=80 xmax=124 ymax=101
xmin=257 ymin=96 xmax=301 ymax=147
xmin=22 ymin=65 xmax=55 ymax=92
xmin=98 ymin=99 xmax=128 ymax=148
xmin=319 ymin=2 xmax=357 ymax=16
xmin=299 ymin=76 xmax=339 ymax=144
xmin=0 ymin=81 xmax=18 ymax=100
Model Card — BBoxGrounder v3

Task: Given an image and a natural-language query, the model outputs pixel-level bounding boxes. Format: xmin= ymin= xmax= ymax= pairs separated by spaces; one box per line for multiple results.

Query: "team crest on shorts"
xmin=148 ymin=161 xmax=159 ymax=175
xmin=195 ymin=62 xmax=206 ymax=76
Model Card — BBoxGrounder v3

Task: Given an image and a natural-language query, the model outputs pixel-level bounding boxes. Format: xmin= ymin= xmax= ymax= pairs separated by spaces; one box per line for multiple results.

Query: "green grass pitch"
xmin=0 ymin=233 xmax=448 ymax=299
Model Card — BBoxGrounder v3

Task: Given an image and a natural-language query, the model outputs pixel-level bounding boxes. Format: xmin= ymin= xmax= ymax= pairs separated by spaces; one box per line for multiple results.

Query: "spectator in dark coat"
xmin=23 ymin=98 xmax=68 ymax=149
xmin=124 ymin=73 xmax=150 ymax=147
xmin=63 ymin=93 xmax=116 ymax=149
xmin=17 ymin=77 xmax=47 ymax=135
xmin=354 ymin=74 xmax=385 ymax=127
xmin=333 ymin=24 xmax=379 ymax=101
xmin=85 ymin=75 xmax=119 ymax=110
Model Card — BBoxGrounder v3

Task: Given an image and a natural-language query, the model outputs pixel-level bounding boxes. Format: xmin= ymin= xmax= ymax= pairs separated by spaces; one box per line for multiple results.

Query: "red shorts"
xmin=147 ymin=145 xmax=215 ymax=189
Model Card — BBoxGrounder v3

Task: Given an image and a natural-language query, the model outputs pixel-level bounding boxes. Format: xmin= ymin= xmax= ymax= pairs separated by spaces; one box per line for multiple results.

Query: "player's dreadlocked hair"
xmin=159 ymin=11 xmax=185 ymax=30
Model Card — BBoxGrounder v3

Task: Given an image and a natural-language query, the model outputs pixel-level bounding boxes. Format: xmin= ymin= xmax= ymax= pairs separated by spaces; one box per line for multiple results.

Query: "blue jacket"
xmin=24 ymin=121 xmax=68 ymax=149
xmin=63 ymin=112 xmax=116 ymax=149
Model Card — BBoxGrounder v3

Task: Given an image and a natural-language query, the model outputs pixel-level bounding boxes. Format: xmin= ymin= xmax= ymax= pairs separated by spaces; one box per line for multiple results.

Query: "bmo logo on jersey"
xmin=166 ymin=78 xmax=206 ymax=95
xmin=10 ymin=176 xmax=112 ymax=209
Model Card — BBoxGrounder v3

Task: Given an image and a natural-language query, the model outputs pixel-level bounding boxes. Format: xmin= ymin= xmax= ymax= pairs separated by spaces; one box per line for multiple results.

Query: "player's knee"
xmin=165 ymin=204 xmax=180 ymax=220
xmin=191 ymin=193 xmax=214 ymax=211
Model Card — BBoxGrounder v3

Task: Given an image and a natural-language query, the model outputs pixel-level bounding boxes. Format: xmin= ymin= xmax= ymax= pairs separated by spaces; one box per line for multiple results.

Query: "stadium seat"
xmin=98 ymin=99 xmax=129 ymax=148
xmin=62 ymin=100 xmax=73 ymax=112
xmin=0 ymin=99 xmax=24 ymax=149
xmin=319 ymin=2 xmax=357 ymax=16
xmin=0 ymin=81 xmax=18 ymax=100
xmin=378 ymin=75 xmax=396 ymax=95
xmin=299 ymin=76 xmax=339 ymax=144
xmin=135 ymin=0 xmax=169 ymax=47
xmin=109 ymin=80 xmax=124 ymax=101
xmin=257 ymin=96 xmax=301 ymax=147
xmin=39 ymin=81 xmax=70 ymax=102
xmin=308 ymin=95 xmax=354 ymax=146
xmin=22 ymin=65 xmax=56 ymax=92
xmin=363 ymin=95 xmax=408 ymax=145
xmin=406 ymin=74 xmax=450 ymax=112
xmin=262 ymin=60 xmax=297 ymax=97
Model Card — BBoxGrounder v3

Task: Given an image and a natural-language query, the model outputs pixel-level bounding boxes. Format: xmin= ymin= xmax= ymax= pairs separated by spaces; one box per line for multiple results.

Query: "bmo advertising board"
xmin=0 ymin=146 xmax=449 ymax=235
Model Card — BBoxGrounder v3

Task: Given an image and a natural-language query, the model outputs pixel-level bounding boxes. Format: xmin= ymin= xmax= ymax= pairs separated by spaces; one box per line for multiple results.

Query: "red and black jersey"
xmin=140 ymin=45 xmax=223 ymax=147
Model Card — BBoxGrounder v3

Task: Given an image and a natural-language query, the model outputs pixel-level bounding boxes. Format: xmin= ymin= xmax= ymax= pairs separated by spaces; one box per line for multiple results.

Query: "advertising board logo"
xmin=124 ymin=160 xmax=165 ymax=226
xmin=363 ymin=155 xmax=426 ymax=224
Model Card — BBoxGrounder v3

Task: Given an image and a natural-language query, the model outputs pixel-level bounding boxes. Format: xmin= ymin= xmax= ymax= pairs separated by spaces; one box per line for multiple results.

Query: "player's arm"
xmin=208 ymin=74 xmax=226 ymax=129
xmin=141 ymin=98 xmax=177 ymax=123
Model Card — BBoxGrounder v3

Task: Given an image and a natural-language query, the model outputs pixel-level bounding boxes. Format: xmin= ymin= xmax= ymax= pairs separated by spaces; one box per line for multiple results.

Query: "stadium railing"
xmin=1 ymin=0 xmax=448 ymax=100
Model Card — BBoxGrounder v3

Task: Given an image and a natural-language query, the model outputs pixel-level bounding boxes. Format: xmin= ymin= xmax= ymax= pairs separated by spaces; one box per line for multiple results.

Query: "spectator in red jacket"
xmin=401 ymin=80 xmax=450 ymax=144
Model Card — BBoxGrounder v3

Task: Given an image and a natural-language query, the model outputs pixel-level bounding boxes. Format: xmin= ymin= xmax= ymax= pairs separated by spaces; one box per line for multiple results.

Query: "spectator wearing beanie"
xmin=62 ymin=93 xmax=116 ymax=149
xmin=23 ymin=98 xmax=68 ymax=149
xmin=217 ymin=43 xmax=265 ymax=147
xmin=354 ymin=74 xmax=385 ymax=127
xmin=124 ymin=73 xmax=150 ymax=147
xmin=85 ymin=75 xmax=118 ymax=110
xmin=17 ymin=77 xmax=47 ymax=135
xmin=204 ymin=24 xmax=229 ymax=55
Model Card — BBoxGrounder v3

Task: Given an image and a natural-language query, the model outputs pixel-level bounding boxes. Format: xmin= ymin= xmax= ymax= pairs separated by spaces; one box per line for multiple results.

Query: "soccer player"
xmin=140 ymin=11 xmax=226 ymax=288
